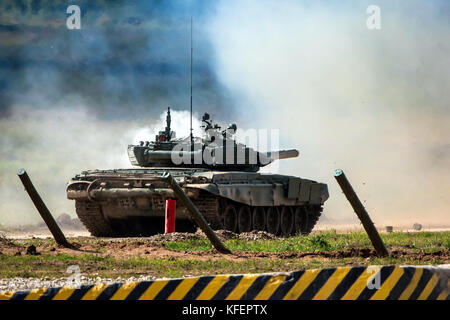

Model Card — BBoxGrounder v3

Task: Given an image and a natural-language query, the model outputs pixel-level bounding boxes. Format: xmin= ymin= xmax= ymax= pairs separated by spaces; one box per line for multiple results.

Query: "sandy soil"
xmin=2 ymin=224 xmax=449 ymax=240
xmin=1 ymin=229 xmax=91 ymax=239
xmin=315 ymin=224 xmax=450 ymax=233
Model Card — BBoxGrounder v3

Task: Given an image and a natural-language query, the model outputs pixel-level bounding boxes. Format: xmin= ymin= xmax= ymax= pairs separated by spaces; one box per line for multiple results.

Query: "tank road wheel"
xmin=280 ymin=207 xmax=294 ymax=237
xmin=223 ymin=204 xmax=238 ymax=233
xmin=294 ymin=206 xmax=309 ymax=235
xmin=238 ymin=206 xmax=252 ymax=233
xmin=303 ymin=205 xmax=322 ymax=234
xmin=252 ymin=207 xmax=266 ymax=231
xmin=266 ymin=207 xmax=280 ymax=235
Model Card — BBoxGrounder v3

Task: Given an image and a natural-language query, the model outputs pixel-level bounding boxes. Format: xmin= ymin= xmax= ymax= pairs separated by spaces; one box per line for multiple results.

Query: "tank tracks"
xmin=75 ymin=195 xmax=221 ymax=237
xmin=75 ymin=200 xmax=116 ymax=237
xmin=303 ymin=206 xmax=322 ymax=234
xmin=76 ymin=195 xmax=322 ymax=237
xmin=192 ymin=194 xmax=222 ymax=229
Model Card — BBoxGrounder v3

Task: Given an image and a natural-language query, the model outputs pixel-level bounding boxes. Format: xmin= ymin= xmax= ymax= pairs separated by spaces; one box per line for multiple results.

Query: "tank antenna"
xmin=189 ymin=16 xmax=194 ymax=149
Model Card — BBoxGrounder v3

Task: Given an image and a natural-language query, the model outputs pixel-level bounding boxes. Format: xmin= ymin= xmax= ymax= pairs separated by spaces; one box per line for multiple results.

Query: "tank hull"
xmin=67 ymin=168 xmax=329 ymax=237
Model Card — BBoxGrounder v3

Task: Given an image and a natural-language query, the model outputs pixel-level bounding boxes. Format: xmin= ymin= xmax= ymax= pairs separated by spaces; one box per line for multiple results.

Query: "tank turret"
xmin=128 ymin=107 xmax=299 ymax=172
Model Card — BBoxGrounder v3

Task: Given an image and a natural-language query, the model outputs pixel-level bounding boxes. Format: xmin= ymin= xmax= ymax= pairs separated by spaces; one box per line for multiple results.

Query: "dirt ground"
xmin=1 ymin=229 xmax=449 ymax=264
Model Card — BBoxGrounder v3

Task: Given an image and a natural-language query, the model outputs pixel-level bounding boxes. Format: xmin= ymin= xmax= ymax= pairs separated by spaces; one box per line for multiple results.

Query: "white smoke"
xmin=132 ymin=109 xmax=203 ymax=144
xmin=0 ymin=106 xmax=198 ymax=226
xmin=206 ymin=0 xmax=450 ymax=226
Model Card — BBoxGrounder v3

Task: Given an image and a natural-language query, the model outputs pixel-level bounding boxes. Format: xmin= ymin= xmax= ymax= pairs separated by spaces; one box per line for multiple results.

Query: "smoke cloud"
xmin=0 ymin=1 xmax=224 ymax=227
xmin=206 ymin=0 xmax=450 ymax=226
xmin=0 ymin=107 xmax=202 ymax=226
xmin=0 ymin=0 xmax=233 ymax=119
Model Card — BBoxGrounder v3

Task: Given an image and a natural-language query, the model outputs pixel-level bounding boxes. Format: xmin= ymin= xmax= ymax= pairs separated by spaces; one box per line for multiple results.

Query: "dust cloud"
xmin=0 ymin=107 xmax=199 ymax=226
xmin=206 ymin=0 xmax=450 ymax=226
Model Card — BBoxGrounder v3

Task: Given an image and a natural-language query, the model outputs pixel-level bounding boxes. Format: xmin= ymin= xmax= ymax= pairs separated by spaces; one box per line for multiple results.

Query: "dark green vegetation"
xmin=0 ymin=231 xmax=448 ymax=279
xmin=164 ymin=230 xmax=450 ymax=253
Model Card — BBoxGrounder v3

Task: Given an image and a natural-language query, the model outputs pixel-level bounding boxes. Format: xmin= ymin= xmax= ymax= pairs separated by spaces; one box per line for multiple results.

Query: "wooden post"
xmin=17 ymin=168 xmax=70 ymax=248
xmin=334 ymin=169 xmax=389 ymax=257
xmin=161 ymin=172 xmax=231 ymax=254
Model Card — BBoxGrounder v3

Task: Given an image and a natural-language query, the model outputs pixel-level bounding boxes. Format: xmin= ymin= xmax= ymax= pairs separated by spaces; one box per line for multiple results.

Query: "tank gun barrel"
xmin=265 ymin=149 xmax=299 ymax=161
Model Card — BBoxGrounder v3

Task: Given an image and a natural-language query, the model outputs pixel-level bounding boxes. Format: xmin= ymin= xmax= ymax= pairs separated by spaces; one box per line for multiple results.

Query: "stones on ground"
xmin=143 ymin=229 xmax=278 ymax=245
xmin=239 ymin=230 xmax=276 ymax=241
xmin=215 ymin=230 xmax=238 ymax=241
xmin=0 ymin=275 xmax=158 ymax=292
xmin=26 ymin=245 xmax=40 ymax=255
xmin=413 ymin=223 xmax=422 ymax=231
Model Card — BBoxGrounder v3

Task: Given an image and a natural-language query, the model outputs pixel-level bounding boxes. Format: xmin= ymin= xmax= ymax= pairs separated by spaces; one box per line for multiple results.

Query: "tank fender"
xmin=185 ymin=183 xmax=219 ymax=195
xmin=188 ymin=182 xmax=287 ymax=207
xmin=310 ymin=183 xmax=329 ymax=205
xmin=186 ymin=175 xmax=329 ymax=206
xmin=289 ymin=179 xmax=329 ymax=205
xmin=66 ymin=181 xmax=90 ymax=200
xmin=288 ymin=177 xmax=300 ymax=199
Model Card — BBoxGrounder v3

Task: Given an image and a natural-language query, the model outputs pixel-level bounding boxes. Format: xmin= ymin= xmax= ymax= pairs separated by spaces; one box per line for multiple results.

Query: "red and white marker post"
xmin=165 ymin=199 xmax=176 ymax=233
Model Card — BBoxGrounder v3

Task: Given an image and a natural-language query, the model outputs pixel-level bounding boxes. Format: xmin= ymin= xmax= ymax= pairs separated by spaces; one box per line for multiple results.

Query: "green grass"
xmin=0 ymin=252 xmax=444 ymax=279
xmin=164 ymin=230 xmax=450 ymax=253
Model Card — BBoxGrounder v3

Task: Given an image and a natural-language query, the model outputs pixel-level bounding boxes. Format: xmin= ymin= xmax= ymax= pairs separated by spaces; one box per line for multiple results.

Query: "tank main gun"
xmin=252 ymin=149 xmax=300 ymax=167
xmin=265 ymin=149 xmax=299 ymax=161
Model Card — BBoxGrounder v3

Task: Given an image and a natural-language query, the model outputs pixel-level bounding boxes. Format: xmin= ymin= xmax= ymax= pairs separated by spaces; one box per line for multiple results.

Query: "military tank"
xmin=67 ymin=108 xmax=329 ymax=237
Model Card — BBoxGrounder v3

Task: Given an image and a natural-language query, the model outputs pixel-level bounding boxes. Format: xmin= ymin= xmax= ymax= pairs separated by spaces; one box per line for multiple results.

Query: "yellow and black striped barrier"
xmin=1 ymin=265 xmax=448 ymax=300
